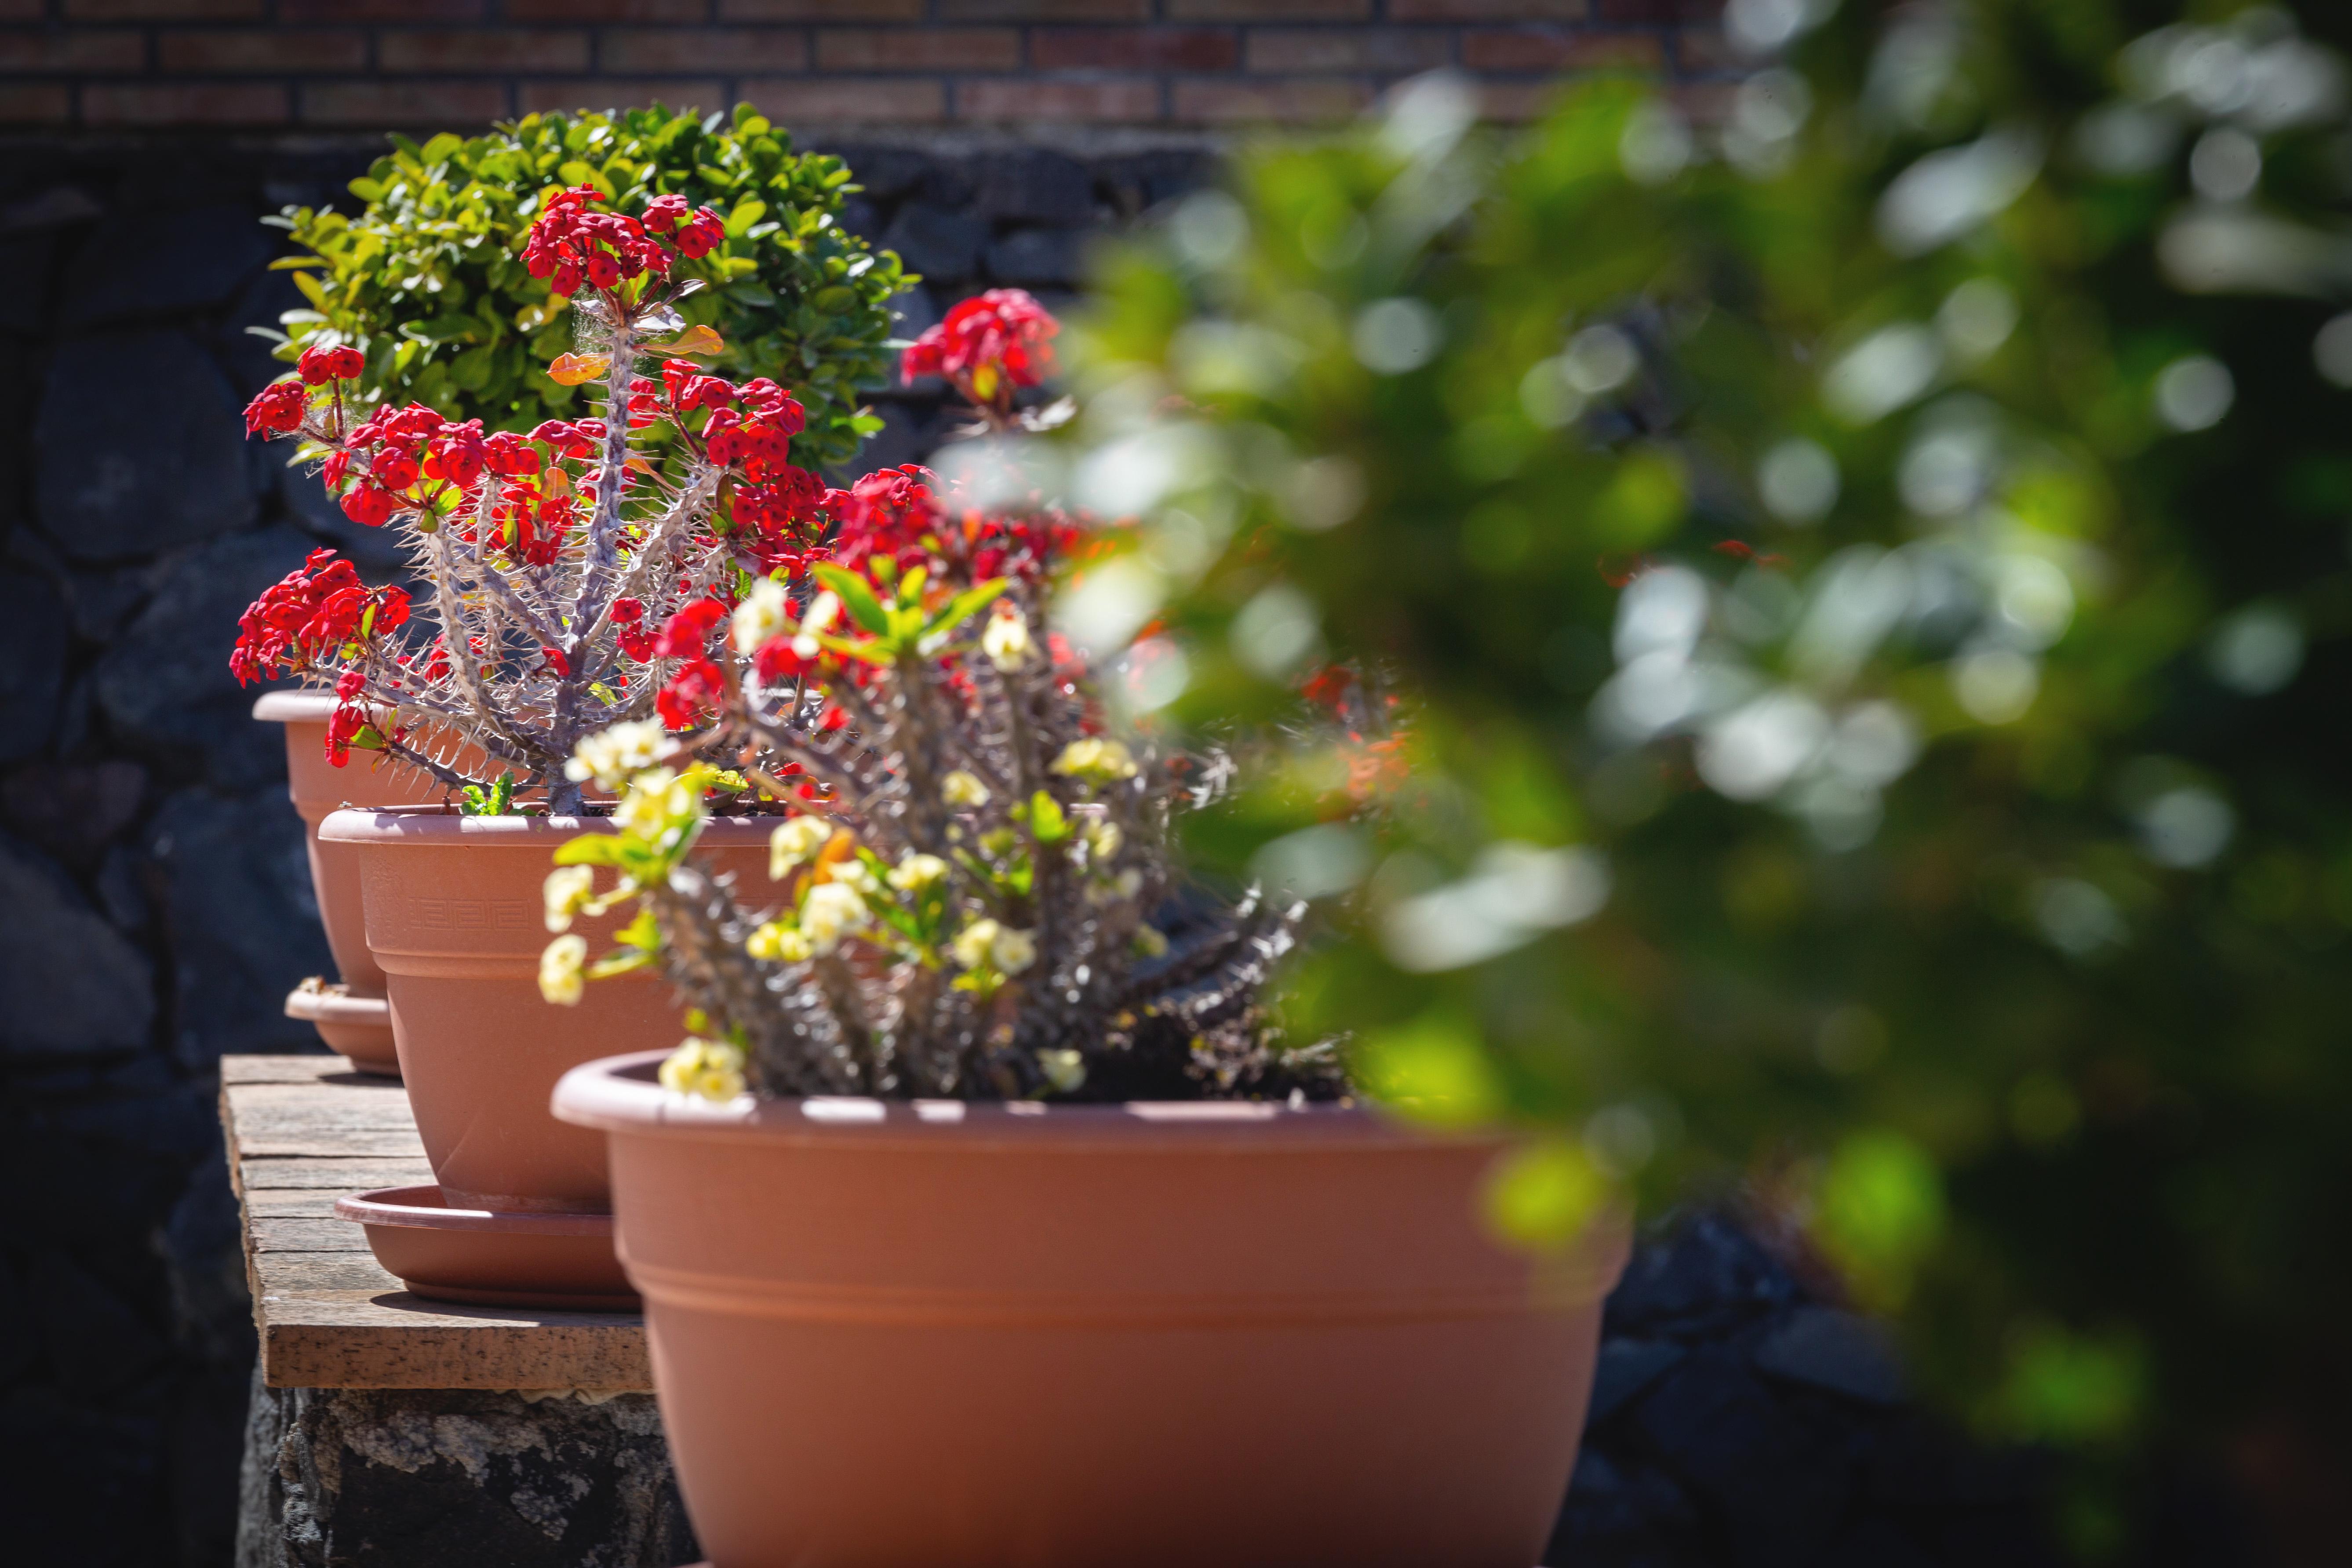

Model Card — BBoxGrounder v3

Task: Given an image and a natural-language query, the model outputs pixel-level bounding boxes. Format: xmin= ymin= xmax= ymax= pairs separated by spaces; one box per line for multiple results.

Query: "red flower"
xmin=754 ymin=637 xmax=811 ymax=684
xmin=424 ymin=421 xmax=487 ymax=487
xmin=297 ymin=343 xmax=366 ymax=385
xmin=674 ymin=207 xmax=725 ymax=259
xmin=610 ymin=598 xmax=657 ymax=662
xmin=484 ymin=431 xmax=541 ymax=477
xmin=529 ymin=419 xmax=602 ymax=459
xmin=523 ymin=185 xmax=677 ymax=299
xmin=340 ymin=483 xmax=397 ymax=528
xmin=244 ymin=380 xmax=307 ymax=437
xmin=652 ymin=598 xmax=728 ymax=660
xmin=901 ymin=289 xmax=1059 ymax=403
xmin=656 ymin=659 xmax=723 ymax=731
xmin=229 ymin=549 xmax=411 ymax=685
xmin=642 ymin=193 xmax=689 ymax=235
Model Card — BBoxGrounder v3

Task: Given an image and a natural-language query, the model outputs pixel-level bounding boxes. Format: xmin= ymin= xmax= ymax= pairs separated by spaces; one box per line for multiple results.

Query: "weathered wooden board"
xmin=220 ymin=1053 xmax=649 ymax=1391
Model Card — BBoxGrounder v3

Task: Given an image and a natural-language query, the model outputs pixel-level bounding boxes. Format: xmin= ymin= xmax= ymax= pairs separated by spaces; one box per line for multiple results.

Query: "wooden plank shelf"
xmin=220 ymin=1054 xmax=650 ymax=1392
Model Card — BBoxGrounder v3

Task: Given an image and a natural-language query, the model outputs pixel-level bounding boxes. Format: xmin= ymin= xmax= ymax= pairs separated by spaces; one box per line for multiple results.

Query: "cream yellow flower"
xmin=889 ymin=852 xmax=949 ymax=892
xmin=746 ymin=920 xmax=815 ymax=962
xmin=799 ymin=881 xmax=869 ymax=953
xmin=542 ymin=864 xmax=595 ymax=932
xmin=1132 ymin=924 xmax=1169 ymax=958
xmin=565 ymin=719 xmax=667 ymax=790
xmin=538 ymin=934 xmax=587 ymax=1005
xmin=1037 ymin=1048 xmax=1086 ymax=1094
xmin=659 ymin=1036 xmax=746 ymax=1102
xmin=769 ymin=815 xmax=832 ymax=879
xmin=614 ymin=767 xmax=697 ymax=841
xmin=1051 ymin=737 xmax=1139 ymax=784
xmin=1084 ymin=820 xmax=1122 ymax=861
xmin=981 ymin=607 xmax=1032 ymax=671
xmin=950 ymin=917 xmax=1002 ymax=971
xmin=941 ymin=770 xmax=991 ymax=808
xmin=731 ymin=575 xmax=792 ymax=655
xmin=830 ymin=857 xmax=881 ymax=896
xmin=991 ymin=925 xmax=1038 ymax=974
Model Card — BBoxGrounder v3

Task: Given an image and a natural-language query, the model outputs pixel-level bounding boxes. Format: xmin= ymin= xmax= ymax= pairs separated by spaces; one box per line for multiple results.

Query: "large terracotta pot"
xmin=553 ymin=1053 xmax=1633 ymax=1568
xmin=321 ymin=808 xmax=771 ymax=1212
xmin=254 ymin=690 xmax=466 ymax=1073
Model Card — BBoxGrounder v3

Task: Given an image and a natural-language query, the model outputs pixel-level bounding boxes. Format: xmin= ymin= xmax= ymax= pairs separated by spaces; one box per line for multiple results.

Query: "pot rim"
xmin=553 ymin=1049 xmax=1511 ymax=1154
xmin=318 ymin=803 xmax=781 ymax=843
xmin=251 ymin=688 xmax=336 ymax=724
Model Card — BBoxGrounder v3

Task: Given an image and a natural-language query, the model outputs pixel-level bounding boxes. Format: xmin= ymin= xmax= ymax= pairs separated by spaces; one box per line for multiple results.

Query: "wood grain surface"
xmin=220 ymin=1055 xmax=650 ymax=1391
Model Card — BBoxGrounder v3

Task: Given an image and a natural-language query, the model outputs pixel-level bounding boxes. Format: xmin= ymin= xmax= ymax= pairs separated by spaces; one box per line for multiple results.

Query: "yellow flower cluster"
xmin=659 ymin=1036 xmax=746 ymax=1102
xmin=1052 ymin=738 xmax=1139 ymax=784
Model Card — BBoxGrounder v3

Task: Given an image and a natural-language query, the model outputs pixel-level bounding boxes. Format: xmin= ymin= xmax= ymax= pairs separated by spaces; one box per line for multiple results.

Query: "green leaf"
xmin=811 ymin=563 xmax=889 ymax=636
xmin=1028 ymin=790 xmax=1070 ymax=844
xmin=587 ymin=947 xmax=653 ymax=979
xmin=922 ymin=579 xmax=1010 ymax=639
xmin=552 ymin=835 xmax=626 ymax=867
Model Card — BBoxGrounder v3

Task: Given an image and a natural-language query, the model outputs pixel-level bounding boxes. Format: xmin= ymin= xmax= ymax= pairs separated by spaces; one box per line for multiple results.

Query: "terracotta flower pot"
xmin=255 ymin=690 xmax=472 ymax=1074
xmin=553 ymin=1053 xmax=1633 ymax=1568
xmin=320 ymin=807 xmax=771 ymax=1213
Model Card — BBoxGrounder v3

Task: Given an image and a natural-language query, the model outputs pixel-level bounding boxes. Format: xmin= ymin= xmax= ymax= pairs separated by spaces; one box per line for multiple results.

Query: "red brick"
xmin=84 ymin=80 xmax=289 ymax=123
xmin=379 ymin=29 xmax=591 ymax=72
xmin=601 ymin=27 xmax=808 ymax=72
xmin=0 ymin=0 xmax=44 ymax=18
xmin=938 ymin=0 xmax=1149 ymax=19
xmin=1672 ymin=24 xmax=1737 ymax=74
xmin=1168 ymin=0 xmax=1367 ymax=18
xmin=1668 ymin=78 xmax=1734 ymax=125
xmin=741 ymin=74 xmax=944 ymax=121
xmin=1479 ymin=80 xmax=1566 ymax=120
xmin=720 ymin=0 xmax=920 ymax=17
xmin=957 ymin=75 xmax=1158 ymax=121
xmin=1389 ymin=0 xmax=1587 ymax=18
xmin=279 ymin=0 xmax=481 ymax=18
xmin=159 ymin=29 xmax=368 ymax=71
xmin=1246 ymin=28 xmax=1449 ymax=72
xmin=1172 ymin=77 xmax=1371 ymax=123
xmin=507 ymin=0 xmax=707 ymax=19
xmin=518 ymin=76 xmax=727 ymax=113
xmin=1463 ymin=28 xmax=1663 ymax=70
xmin=1598 ymin=0 xmax=1715 ymax=20
xmin=0 ymin=81 xmax=69 ymax=121
xmin=64 ymin=0 xmax=258 ymax=16
xmin=301 ymin=79 xmax=510 ymax=125
xmin=817 ymin=27 xmax=1017 ymax=71
xmin=0 ymin=28 xmax=144 ymax=70
xmin=1031 ymin=26 xmax=1234 ymax=71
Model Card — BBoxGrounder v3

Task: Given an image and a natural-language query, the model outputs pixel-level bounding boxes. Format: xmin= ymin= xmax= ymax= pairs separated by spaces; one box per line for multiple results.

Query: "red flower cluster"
xmin=641 ymin=193 xmax=725 ymax=258
xmin=611 ymin=598 xmax=657 ymax=662
xmin=230 ymin=549 xmax=411 ymax=687
xmin=652 ymin=599 xmax=730 ymax=730
xmin=244 ymin=380 xmax=308 ymax=437
xmin=821 ymin=464 xmax=1074 ymax=589
xmin=298 ymin=343 xmax=366 ymax=385
xmin=901 ymin=288 xmax=1059 ymax=401
xmin=523 ymin=185 xmax=721 ymax=298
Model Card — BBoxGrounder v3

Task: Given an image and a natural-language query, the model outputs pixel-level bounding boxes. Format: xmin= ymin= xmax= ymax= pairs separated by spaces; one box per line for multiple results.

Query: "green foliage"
xmin=1067 ymin=0 xmax=2352 ymax=1466
xmin=268 ymin=102 xmax=902 ymax=467
xmin=459 ymin=772 xmax=517 ymax=816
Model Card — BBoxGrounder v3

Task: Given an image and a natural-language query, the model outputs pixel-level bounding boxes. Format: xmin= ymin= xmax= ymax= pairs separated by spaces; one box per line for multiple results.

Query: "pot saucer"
xmin=284 ymin=979 xmax=400 ymax=1077
xmin=335 ymin=1185 xmax=638 ymax=1310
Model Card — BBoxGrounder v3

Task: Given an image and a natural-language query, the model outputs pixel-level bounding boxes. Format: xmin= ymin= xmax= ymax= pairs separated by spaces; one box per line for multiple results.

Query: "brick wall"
xmin=0 ymin=0 xmax=1729 ymax=131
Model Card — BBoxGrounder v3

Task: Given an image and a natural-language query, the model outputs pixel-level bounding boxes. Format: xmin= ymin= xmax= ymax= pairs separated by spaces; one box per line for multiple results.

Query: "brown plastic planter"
xmin=335 ymin=1185 xmax=637 ymax=1310
xmin=253 ymin=689 xmax=472 ymax=1074
xmin=553 ymin=1053 xmax=1633 ymax=1568
xmin=320 ymin=807 xmax=770 ymax=1215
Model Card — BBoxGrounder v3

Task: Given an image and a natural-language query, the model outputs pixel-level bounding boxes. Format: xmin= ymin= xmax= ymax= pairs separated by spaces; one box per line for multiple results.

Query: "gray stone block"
xmin=1752 ymin=1305 xmax=1907 ymax=1406
xmin=882 ymin=204 xmax=986 ymax=285
xmin=146 ymin=786 xmax=329 ymax=1066
xmin=974 ymin=149 xmax=1093 ymax=227
xmin=0 ymin=568 xmax=69 ymax=765
xmin=986 ymin=226 xmax=1085 ymax=288
xmin=62 ymin=203 xmax=275 ymax=330
xmin=0 ymin=830 xmax=155 ymax=1059
xmin=36 ymin=328 xmax=258 ymax=565
xmin=92 ymin=524 xmax=316 ymax=785
xmin=237 ymin=1375 xmax=699 ymax=1568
